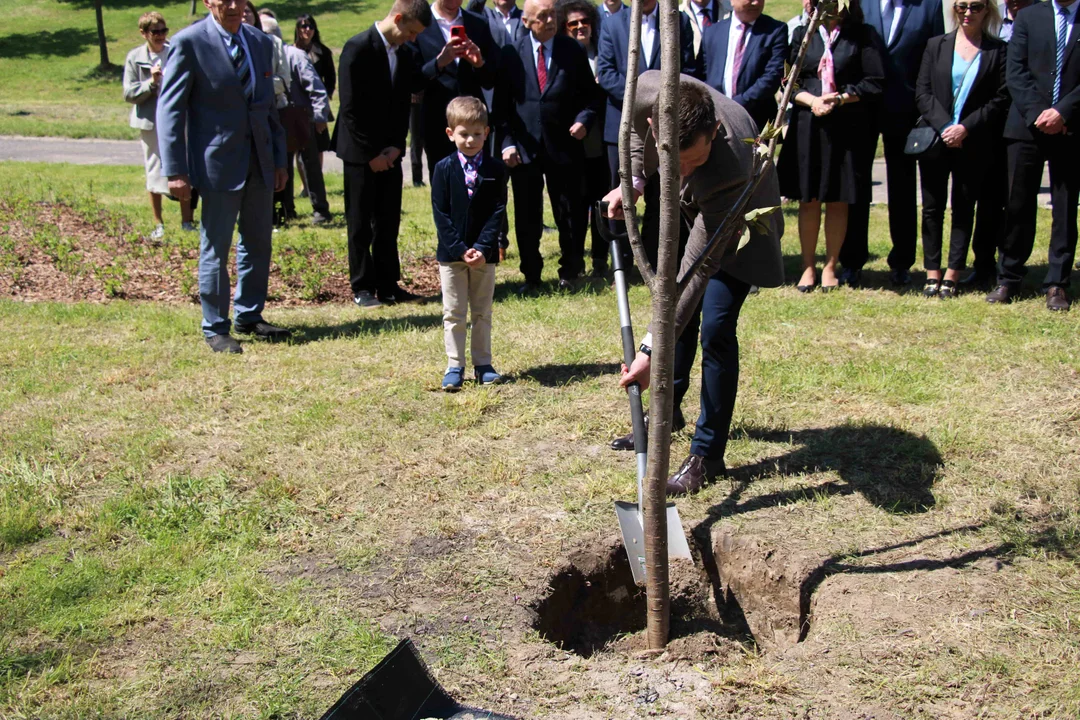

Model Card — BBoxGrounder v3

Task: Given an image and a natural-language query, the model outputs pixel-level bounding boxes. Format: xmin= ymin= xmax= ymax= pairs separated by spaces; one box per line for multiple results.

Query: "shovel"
xmin=599 ymin=202 xmax=694 ymax=586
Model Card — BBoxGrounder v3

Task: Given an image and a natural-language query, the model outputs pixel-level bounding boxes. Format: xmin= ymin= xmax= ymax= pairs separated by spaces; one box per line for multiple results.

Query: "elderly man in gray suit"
xmin=158 ymin=0 xmax=289 ymax=354
xmin=606 ymin=71 xmax=783 ymax=497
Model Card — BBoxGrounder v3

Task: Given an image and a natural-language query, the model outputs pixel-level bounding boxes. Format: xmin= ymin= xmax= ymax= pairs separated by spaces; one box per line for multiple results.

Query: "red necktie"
xmin=730 ymin=23 xmax=749 ymax=95
xmin=701 ymin=8 xmax=711 ymax=27
xmin=537 ymin=43 xmax=548 ymax=93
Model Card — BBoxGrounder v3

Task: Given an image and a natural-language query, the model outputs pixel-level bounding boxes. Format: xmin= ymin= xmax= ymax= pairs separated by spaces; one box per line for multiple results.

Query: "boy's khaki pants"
xmin=439 ymin=261 xmax=496 ymax=368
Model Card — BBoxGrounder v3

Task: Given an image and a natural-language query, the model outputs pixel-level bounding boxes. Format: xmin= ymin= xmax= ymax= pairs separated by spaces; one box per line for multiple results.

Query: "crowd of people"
xmin=122 ymin=0 xmax=1078 ymax=489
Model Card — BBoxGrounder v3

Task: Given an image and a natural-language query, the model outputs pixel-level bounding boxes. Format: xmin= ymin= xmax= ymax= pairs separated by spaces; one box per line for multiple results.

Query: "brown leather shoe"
xmin=1047 ymin=286 xmax=1071 ymax=312
xmin=985 ymin=284 xmax=1014 ymax=304
xmin=666 ymin=454 xmax=726 ymax=497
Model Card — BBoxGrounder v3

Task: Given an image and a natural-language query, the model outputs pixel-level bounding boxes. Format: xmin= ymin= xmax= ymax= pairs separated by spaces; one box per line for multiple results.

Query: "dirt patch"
xmin=530 ymin=539 xmax=754 ymax=660
xmin=0 ymin=200 xmax=441 ymax=305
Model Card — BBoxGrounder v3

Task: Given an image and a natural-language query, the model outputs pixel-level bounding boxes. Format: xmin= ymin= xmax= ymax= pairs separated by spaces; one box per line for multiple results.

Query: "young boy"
xmin=432 ymin=97 xmax=508 ymax=391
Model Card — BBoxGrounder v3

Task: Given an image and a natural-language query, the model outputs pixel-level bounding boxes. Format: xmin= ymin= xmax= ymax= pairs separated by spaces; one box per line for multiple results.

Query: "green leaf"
xmin=736 ymin=227 xmax=752 ymax=251
xmin=741 ymin=137 xmax=757 ymax=145
xmin=744 ymin=206 xmax=779 ymax=223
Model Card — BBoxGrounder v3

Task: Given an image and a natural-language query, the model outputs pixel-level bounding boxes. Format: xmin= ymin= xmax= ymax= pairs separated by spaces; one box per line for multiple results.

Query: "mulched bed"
xmin=0 ymin=201 xmax=441 ymax=305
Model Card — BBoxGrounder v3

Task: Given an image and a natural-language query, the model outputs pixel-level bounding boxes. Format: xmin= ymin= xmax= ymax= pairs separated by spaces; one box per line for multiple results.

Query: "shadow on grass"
xmin=518 ymin=362 xmax=619 ymax=387
xmin=0 ymin=29 xmax=100 ymax=59
xmin=287 ymin=312 xmax=441 ymax=344
xmin=706 ymin=423 xmax=943 ymax=521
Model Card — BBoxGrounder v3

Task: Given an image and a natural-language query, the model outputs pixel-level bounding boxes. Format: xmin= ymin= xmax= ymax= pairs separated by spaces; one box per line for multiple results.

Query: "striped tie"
xmin=1055 ymin=6 xmax=1068 ymax=104
xmin=229 ymin=34 xmax=253 ymax=100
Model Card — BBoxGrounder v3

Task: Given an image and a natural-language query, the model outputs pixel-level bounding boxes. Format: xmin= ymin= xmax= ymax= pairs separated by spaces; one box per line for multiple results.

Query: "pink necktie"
xmin=730 ymin=24 xmax=749 ymax=95
xmin=818 ymin=26 xmax=840 ymax=94
xmin=537 ymin=43 xmax=548 ymax=93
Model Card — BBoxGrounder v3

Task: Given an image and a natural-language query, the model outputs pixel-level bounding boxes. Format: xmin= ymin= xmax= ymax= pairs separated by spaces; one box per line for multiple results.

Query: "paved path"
xmin=0 ymin=134 xmax=1052 ymax=207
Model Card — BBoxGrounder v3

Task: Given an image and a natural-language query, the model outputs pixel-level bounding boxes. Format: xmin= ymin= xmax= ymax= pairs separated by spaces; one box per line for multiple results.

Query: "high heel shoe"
xmin=820 ymin=283 xmax=840 ymax=293
xmin=922 ymin=278 xmax=942 ymax=297
xmin=797 ymin=282 xmax=816 ymax=293
xmin=938 ymin=279 xmax=958 ymax=299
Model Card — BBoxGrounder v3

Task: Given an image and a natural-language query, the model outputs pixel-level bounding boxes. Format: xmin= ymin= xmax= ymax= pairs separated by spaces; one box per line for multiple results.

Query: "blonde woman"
xmin=123 ymin=11 xmax=194 ymax=239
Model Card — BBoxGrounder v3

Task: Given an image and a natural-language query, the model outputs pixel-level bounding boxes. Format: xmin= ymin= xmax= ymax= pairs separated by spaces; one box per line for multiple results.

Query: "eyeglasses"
xmin=954 ymin=2 xmax=986 ymax=12
xmin=566 ymin=19 xmax=591 ymax=29
xmin=298 ymin=23 xmax=314 ymax=29
xmin=148 ymin=27 xmax=168 ymax=35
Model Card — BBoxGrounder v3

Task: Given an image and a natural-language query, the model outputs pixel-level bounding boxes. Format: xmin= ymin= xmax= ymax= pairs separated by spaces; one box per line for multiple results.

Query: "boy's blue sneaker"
xmin=442 ymin=367 xmax=465 ymax=392
xmin=474 ymin=365 xmax=504 ymax=385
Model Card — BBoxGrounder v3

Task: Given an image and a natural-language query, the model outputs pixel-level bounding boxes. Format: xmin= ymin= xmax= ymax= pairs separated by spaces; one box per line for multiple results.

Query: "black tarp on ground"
xmin=319 ymin=638 xmax=519 ymax=720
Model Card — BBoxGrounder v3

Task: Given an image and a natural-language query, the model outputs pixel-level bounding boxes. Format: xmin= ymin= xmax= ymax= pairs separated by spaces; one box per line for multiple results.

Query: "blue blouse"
xmin=949 ymin=51 xmax=981 ymax=128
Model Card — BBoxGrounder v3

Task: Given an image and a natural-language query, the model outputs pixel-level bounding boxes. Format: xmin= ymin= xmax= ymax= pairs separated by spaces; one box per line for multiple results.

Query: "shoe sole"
xmin=442 ymin=385 xmax=462 ymax=392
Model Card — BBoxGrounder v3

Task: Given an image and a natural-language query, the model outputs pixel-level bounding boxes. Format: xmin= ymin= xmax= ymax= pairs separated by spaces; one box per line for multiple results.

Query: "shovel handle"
xmin=608 ymin=227 xmax=648 ymax=478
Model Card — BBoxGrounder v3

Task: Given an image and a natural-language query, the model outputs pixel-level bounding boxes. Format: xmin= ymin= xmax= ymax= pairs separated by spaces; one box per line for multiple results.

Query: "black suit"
xmin=409 ymin=11 xmax=498 ymax=181
xmin=914 ymin=32 xmax=1009 ymax=271
xmin=498 ymin=34 xmax=598 ymax=281
xmin=335 ymin=26 xmax=424 ymax=296
xmin=999 ymin=0 xmax=1080 ymax=289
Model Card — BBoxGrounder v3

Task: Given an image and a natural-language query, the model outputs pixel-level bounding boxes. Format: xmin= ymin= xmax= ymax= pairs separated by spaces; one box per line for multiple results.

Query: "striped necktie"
xmin=229 ymin=33 xmax=253 ymax=100
xmin=1055 ymin=6 xmax=1069 ymax=104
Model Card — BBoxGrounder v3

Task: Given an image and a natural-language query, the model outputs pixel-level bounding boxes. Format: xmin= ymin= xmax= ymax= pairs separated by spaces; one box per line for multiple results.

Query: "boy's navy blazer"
xmin=496 ymin=34 xmax=599 ymax=165
xmin=696 ymin=14 xmax=788 ymax=131
xmin=431 ymin=152 xmax=508 ymax=264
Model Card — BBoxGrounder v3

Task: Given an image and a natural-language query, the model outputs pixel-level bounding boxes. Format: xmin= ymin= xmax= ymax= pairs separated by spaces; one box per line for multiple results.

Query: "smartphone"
xmin=450 ymin=25 xmax=467 ymax=40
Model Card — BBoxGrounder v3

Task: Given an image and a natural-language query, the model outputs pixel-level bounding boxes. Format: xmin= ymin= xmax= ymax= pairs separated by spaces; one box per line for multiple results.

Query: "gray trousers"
xmin=198 ymin=157 xmax=273 ymax=337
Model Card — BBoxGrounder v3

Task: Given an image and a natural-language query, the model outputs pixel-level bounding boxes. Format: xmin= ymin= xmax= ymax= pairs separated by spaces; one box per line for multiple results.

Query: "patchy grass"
xmin=1 ymin=160 xmax=1079 ymax=718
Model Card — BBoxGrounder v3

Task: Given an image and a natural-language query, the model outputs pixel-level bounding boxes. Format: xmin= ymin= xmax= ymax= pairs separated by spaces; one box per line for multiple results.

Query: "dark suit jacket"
xmin=409 ymin=11 xmax=498 ymax=147
xmin=630 ymin=72 xmax=784 ymax=335
xmin=496 ymin=34 xmax=599 ymax=165
xmin=863 ymin=0 xmax=945 ymax=132
xmin=596 ymin=9 xmax=696 ymax=142
xmin=696 ymin=14 xmax=788 ymax=130
xmin=1004 ymin=0 xmax=1080 ymax=141
xmin=333 ymin=26 xmax=423 ymax=164
xmin=915 ymin=32 xmax=1009 ymax=146
xmin=432 ymin=152 xmax=508 ymax=263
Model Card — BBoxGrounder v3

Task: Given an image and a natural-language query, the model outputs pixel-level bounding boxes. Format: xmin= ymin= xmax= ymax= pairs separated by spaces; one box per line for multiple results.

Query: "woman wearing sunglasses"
xmin=123 ymin=11 xmax=195 ymax=239
xmin=914 ymin=0 xmax=1009 ymax=298
xmin=294 ymin=15 xmax=336 ymax=172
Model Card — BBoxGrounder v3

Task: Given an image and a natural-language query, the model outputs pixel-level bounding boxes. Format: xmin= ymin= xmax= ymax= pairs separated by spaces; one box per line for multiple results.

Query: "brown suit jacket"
xmin=630 ymin=71 xmax=784 ymax=337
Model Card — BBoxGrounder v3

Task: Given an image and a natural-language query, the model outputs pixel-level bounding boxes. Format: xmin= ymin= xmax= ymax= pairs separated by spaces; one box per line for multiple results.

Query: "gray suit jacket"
xmin=631 ymin=72 xmax=784 ymax=337
xmin=123 ymin=43 xmax=167 ymax=131
xmin=157 ymin=18 xmax=286 ymax=192
xmin=284 ymin=44 xmax=329 ymax=123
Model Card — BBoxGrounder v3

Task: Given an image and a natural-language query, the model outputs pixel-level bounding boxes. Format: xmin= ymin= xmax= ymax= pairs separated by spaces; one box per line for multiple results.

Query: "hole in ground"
xmin=530 ymin=540 xmax=753 ymax=658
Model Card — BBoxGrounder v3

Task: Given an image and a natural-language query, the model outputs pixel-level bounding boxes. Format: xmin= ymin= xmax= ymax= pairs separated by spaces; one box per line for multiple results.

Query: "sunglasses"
xmin=954 ymin=2 xmax=986 ymax=12
xmin=566 ymin=19 xmax=591 ymax=29
xmin=148 ymin=27 xmax=168 ymax=35
xmin=298 ymin=23 xmax=314 ymax=29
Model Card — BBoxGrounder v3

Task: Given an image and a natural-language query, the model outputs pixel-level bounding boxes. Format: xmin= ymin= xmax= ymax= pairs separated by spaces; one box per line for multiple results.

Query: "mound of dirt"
xmin=0 ymin=200 xmax=441 ymax=305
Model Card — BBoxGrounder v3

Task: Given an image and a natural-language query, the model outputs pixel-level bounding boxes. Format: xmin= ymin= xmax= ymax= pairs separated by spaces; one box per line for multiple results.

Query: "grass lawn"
xmin=0 ymin=0 xmax=806 ymax=139
xmin=2 ymin=160 xmax=1079 ymax=718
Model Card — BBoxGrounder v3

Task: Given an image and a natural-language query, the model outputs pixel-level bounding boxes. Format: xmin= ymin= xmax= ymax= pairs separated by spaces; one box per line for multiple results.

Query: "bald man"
xmin=495 ymin=0 xmax=599 ymax=291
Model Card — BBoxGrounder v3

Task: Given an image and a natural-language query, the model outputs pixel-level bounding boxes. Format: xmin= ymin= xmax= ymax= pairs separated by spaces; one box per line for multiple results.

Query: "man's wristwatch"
xmin=639 ymin=343 xmax=652 ymax=357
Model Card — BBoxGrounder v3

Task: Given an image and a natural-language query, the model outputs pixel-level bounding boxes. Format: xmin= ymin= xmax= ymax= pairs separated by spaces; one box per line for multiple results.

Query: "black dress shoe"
xmin=666 ymin=454 xmax=726 ymax=497
xmin=517 ymin=282 xmax=540 ymax=297
xmin=938 ymin=279 xmax=958 ymax=299
xmin=1047 ymin=286 xmax=1071 ymax=312
xmin=378 ymin=286 xmax=422 ymax=304
xmin=609 ymin=409 xmax=686 ymax=451
xmin=206 ymin=334 xmax=243 ymax=354
xmin=311 ymin=211 xmax=332 ymax=225
xmin=985 ymin=284 xmax=1014 ymax=304
xmin=796 ymin=282 xmax=815 ymax=293
xmin=591 ymin=264 xmax=608 ymax=279
xmin=558 ymin=278 xmax=574 ymax=291
xmin=354 ymin=291 xmax=382 ymax=308
xmin=922 ymin=278 xmax=941 ymax=297
xmin=838 ymin=268 xmax=862 ymax=288
xmin=234 ymin=321 xmax=291 ymax=340
xmin=890 ymin=268 xmax=912 ymax=286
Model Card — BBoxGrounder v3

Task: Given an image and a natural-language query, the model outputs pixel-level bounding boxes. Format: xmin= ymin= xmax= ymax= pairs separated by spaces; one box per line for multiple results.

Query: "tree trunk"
xmin=94 ymin=0 xmax=109 ymax=68
xmin=640 ymin=0 xmax=682 ymax=651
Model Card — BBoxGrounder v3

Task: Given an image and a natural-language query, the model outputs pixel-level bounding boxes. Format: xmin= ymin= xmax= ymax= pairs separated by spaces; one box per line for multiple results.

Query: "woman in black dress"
xmin=294 ymin=15 xmax=336 ymax=169
xmin=778 ymin=0 xmax=884 ymax=292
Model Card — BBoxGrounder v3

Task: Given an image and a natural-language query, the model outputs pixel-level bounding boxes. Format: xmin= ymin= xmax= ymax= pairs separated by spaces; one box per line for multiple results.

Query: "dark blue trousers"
xmin=681 ymin=269 xmax=750 ymax=461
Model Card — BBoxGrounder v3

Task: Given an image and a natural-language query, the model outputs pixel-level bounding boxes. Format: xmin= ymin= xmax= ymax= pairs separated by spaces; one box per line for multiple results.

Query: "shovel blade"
xmin=614 ymin=501 xmax=694 ymax=586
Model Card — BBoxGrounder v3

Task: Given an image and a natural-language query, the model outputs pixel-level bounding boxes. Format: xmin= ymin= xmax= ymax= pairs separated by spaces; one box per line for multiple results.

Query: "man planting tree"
xmin=604 ymin=71 xmax=783 ymax=497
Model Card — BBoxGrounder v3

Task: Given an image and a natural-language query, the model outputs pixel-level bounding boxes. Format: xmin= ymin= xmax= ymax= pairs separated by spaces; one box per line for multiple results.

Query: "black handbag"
xmin=904 ymin=122 xmax=940 ymax=157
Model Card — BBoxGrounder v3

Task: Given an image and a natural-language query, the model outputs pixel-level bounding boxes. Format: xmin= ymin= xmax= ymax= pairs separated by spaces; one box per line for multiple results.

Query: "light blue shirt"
xmin=949 ymin=51 xmax=981 ymax=127
xmin=209 ymin=13 xmax=256 ymax=98
xmin=1054 ymin=0 xmax=1078 ymax=49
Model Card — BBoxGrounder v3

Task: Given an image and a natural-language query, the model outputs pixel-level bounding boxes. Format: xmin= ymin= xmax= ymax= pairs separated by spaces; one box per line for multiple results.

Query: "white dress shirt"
xmin=497 ymin=4 xmax=518 ymax=36
xmin=375 ymin=23 xmax=397 ymax=79
xmin=641 ymin=9 xmax=659 ymax=65
xmin=723 ymin=17 xmax=754 ymax=98
xmin=880 ymin=0 xmax=903 ymax=46
xmin=435 ymin=8 xmax=464 ymax=64
xmin=1054 ymin=0 xmax=1078 ymax=49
